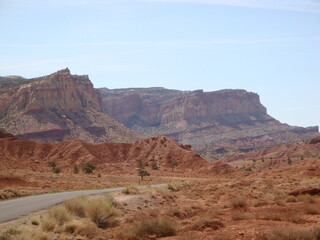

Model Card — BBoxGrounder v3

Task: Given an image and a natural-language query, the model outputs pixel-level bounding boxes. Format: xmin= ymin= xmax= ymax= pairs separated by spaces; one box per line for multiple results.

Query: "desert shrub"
xmin=64 ymin=219 xmax=80 ymax=234
xmin=167 ymin=183 xmax=181 ymax=192
xmin=48 ymin=161 xmax=56 ymax=169
xmin=260 ymin=225 xmax=320 ymax=240
xmin=74 ymin=219 xmax=97 ymax=237
xmin=53 ymin=167 xmax=61 ymax=174
xmin=17 ymin=229 xmax=48 ymax=240
xmin=231 ymin=211 xmax=249 ymax=221
xmin=303 ymin=204 xmax=320 ymax=215
xmin=133 ymin=217 xmax=178 ymax=238
xmin=297 ymin=194 xmax=316 ymax=203
xmin=122 ymin=186 xmax=139 ymax=195
xmin=31 ymin=219 xmax=39 ymax=225
xmin=166 ymin=208 xmax=183 ymax=218
xmin=6 ymin=228 xmax=20 ymax=235
xmin=85 ymin=198 xmax=116 ymax=229
xmin=41 ymin=217 xmax=56 ymax=232
xmin=256 ymin=208 xmax=304 ymax=223
xmin=151 ymin=163 xmax=159 ymax=170
xmin=64 ymin=196 xmax=88 ymax=217
xmin=286 ymin=196 xmax=298 ymax=203
xmin=191 ymin=217 xmax=224 ymax=231
xmin=0 ymin=233 xmax=9 ymax=240
xmin=82 ymin=162 xmax=96 ymax=174
xmin=230 ymin=197 xmax=248 ymax=209
xmin=73 ymin=165 xmax=79 ymax=174
xmin=0 ymin=228 xmax=20 ymax=240
xmin=169 ymin=160 xmax=179 ymax=172
xmin=48 ymin=206 xmax=72 ymax=226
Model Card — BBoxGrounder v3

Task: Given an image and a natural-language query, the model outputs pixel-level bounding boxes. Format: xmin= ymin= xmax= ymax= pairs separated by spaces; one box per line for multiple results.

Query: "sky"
xmin=0 ymin=0 xmax=319 ymax=128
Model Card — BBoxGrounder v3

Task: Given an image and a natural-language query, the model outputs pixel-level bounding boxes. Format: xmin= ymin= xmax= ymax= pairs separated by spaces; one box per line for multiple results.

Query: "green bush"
xmin=73 ymin=165 xmax=79 ymax=174
xmin=152 ymin=163 xmax=159 ymax=170
xmin=53 ymin=167 xmax=61 ymax=174
xmin=82 ymin=163 xmax=96 ymax=174
xmin=48 ymin=161 xmax=56 ymax=170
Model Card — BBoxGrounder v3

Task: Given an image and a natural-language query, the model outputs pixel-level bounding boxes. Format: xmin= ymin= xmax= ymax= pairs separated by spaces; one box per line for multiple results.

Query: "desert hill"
xmin=99 ymin=87 xmax=319 ymax=157
xmin=0 ymin=69 xmax=139 ymax=143
xmin=224 ymin=136 xmax=320 ymax=174
xmin=226 ymin=136 xmax=320 ymax=162
xmin=0 ymin=133 xmax=234 ymax=175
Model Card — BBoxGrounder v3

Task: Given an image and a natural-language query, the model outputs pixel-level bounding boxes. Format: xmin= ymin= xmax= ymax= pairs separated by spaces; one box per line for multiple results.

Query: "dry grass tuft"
xmin=259 ymin=225 xmax=320 ymax=240
xmin=64 ymin=196 xmax=88 ymax=217
xmin=75 ymin=219 xmax=98 ymax=237
xmin=297 ymin=194 xmax=316 ymax=203
xmin=256 ymin=207 xmax=304 ymax=223
xmin=41 ymin=217 xmax=56 ymax=232
xmin=122 ymin=186 xmax=139 ymax=195
xmin=230 ymin=197 xmax=248 ymax=209
xmin=116 ymin=217 xmax=178 ymax=239
xmin=231 ymin=211 xmax=250 ymax=221
xmin=48 ymin=206 xmax=72 ymax=226
xmin=167 ymin=183 xmax=182 ymax=192
xmin=63 ymin=219 xmax=97 ymax=237
xmin=286 ymin=196 xmax=298 ymax=203
xmin=191 ymin=217 xmax=224 ymax=231
xmin=16 ymin=229 xmax=48 ymax=240
xmin=302 ymin=203 xmax=320 ymax=215
xmin=85 ymin=198 xmax=116 ymax=229
xmin=31 ymin=219 xmax=39 ymax=226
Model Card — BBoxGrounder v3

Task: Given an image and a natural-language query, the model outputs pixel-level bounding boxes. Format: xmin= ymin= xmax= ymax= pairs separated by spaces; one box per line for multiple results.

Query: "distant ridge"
xmin=99 ymin=87 xmax=319 ymax=158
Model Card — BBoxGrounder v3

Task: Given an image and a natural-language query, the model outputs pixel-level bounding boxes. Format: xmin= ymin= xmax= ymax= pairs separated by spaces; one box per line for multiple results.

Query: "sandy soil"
xmin=1 ymin=158 xmax=320 ymax=239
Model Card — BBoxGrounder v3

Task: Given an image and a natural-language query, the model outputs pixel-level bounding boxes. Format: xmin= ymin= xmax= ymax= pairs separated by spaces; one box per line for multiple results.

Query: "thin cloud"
xmin=143 ymin=0 xmax=320 ymax=13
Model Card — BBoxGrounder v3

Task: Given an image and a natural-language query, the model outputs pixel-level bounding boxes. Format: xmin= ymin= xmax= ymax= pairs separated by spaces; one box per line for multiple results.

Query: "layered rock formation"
xmin=100 ymin=88 xmax=319 ymax=158
xmin=0 ymin=69 xmax=139 ymax=143
xmin=0 ymin=135 xmax=233 ymax=175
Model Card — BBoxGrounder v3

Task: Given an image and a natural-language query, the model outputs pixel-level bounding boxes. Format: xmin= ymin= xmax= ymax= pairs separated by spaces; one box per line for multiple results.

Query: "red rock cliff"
xmin=0 ymin=69 xmax=139 ymax=143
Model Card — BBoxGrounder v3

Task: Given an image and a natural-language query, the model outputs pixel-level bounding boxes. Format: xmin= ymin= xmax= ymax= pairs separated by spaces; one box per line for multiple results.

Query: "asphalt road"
xmin=0 ymin=184 xmax=166 ymax=223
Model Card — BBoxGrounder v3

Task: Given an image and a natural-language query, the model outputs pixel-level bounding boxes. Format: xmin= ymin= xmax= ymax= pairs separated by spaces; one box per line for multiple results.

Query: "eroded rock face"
xmin=100 ymin=88 xmax=319 ymax=157
xmin=100 ymin=88 xmax=267 ymax=127
xmin=0 ymin=69 xmax=139 ymax=143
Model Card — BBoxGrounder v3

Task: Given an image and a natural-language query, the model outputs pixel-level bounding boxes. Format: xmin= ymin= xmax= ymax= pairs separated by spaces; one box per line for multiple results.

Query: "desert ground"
xmin=1 ymin=155 xmax=320 ymax=240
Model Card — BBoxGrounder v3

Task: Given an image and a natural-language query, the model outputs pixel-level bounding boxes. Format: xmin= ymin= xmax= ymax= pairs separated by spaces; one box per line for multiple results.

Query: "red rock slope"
xmin=0 ymin=135 xmax=234 ymax=175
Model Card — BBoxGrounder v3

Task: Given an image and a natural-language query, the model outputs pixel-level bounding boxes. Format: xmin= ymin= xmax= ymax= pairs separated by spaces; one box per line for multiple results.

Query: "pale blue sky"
xmin=1 ymin=0 xmax=319 ymax=128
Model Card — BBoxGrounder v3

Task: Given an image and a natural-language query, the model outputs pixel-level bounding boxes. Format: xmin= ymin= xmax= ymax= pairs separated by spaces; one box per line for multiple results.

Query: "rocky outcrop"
xmin=100 ymin=88 xmax=319 ymax=157
xmin=0 ymin=69 xmax=139 ymax=143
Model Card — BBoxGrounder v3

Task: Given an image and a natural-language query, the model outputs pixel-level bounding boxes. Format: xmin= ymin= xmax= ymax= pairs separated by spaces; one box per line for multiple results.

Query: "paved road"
xmin=0 ymin=184 xmax=166 ymax=223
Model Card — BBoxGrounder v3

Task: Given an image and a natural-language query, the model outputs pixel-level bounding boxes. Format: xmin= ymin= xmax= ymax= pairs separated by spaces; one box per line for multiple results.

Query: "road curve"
xmin=0 ymin=184 xmax=166 ymax=223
